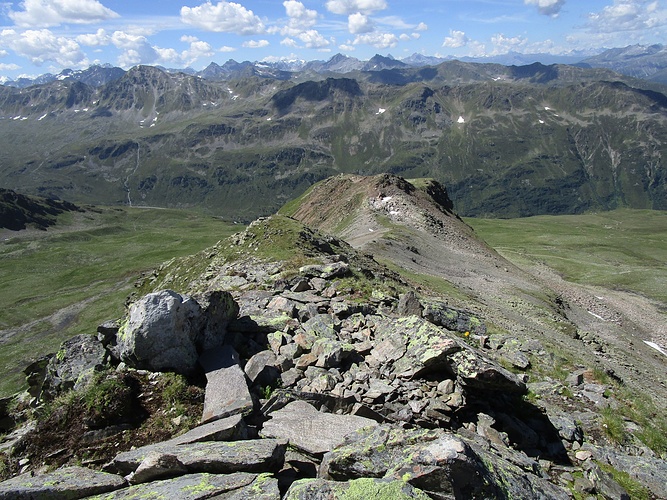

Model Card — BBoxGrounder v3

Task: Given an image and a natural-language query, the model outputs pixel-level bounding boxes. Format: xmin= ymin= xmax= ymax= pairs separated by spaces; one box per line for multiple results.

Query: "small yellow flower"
xmin=464 ymin=331 xmax=470 ymax=337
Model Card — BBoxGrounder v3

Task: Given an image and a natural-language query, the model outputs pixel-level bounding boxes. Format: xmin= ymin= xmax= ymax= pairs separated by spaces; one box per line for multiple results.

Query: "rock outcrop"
xmin=1 ymin=214 xmax=662 ymax=499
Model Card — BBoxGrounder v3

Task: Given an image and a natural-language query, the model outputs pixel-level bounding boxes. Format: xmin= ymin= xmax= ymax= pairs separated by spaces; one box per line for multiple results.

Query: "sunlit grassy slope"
xmin=0 ymin=207 xmax=238 ymax=397
xmin=466 ymin=209 xmax=667 ymax=304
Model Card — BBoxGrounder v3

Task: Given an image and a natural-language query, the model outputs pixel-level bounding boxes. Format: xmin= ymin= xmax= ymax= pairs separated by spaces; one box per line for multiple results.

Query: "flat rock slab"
xmin=104 ymin=439 xmax=287 ymax=476
xmin=200 ymin=346 xmax=253 ymax=423
xmin=86 ymin=472 xmax=279 ymax=500
xmin=284 ymin=477 xmax=431 ymax=499
xmin=0 ymin=465 xmax=126 ymax=499
xmin=166 ymin=414 xmax=247 ymax=445
xmin=260 ymin=400 xmax=378 ymax=456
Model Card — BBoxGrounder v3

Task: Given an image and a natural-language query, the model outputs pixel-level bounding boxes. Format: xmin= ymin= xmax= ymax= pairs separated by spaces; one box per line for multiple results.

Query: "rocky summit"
xmin=0 ymin=174 xmax=666 ymax=499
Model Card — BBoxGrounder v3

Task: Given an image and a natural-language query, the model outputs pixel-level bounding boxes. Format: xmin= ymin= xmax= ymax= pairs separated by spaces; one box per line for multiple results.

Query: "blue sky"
xmin=0 ymin=0 xmax=665 ymax=79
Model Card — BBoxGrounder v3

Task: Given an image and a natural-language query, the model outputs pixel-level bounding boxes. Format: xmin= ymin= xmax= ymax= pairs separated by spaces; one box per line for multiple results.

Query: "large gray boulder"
xmin=117 ymin=290 xmax=203 ymax=375
xmin=320 ymin=425 xmax=501 ymax=498
xmin=320 ymin=425 xmax=570 ymax=500
xmin=0 ymin=466 xmax=125 ymax=499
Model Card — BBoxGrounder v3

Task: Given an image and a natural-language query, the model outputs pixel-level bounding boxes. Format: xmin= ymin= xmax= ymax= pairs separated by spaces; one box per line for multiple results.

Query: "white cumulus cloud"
xmin=242 ymin=39 xmax=269 ymax=48
xmin=524 ymin=0 xmax=566 ymax=17
xmin=442 ymin=30 xmax=468 ymax=48
xmin=0 ymin=28 xmax=88 ymax=67
xmin=587 ymin=0 xmax=667 ymax=33
xmin=111 ymin=30 xmax=159 ymax=67
xmin=490 ymin=33 xmax=527 ymax=54
xmin=326 ymin=0 xmax=387 ymax=15
xmin=76 ymin=28 xmax=110 ymax=46
xmin=181 ymin=1 xmax=266 ymax=35
xmin=10 ymin=0 xmax=119 ymax=28
xmin=353 ymin=32 xmax=397 ymax=49
xmin=348 ymin=12 xmax=373 ymax=34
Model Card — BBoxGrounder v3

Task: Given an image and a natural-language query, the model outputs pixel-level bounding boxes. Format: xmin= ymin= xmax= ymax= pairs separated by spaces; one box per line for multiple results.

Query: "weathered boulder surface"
xmin=320 ymin=425 xmax=570 ymax=499
xmin=284 ymin=477 xmax=431 ymax=499
xmin=260 ymin=400 xmax=378 ymax=456
xmin=103 ymin=439 xmax=287 ymax=476
xmin=86 ymin=472 xmax=279 ymax=500
xmin=117 ymin=290 xmax=203 ymax=375
xmin=0 ymin=466 xmax=125 ymax=499
xmin=371 ymin=316 xmax=461 ymax=378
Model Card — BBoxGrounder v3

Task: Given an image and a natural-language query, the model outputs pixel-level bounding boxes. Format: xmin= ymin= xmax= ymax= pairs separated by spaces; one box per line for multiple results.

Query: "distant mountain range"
xmin=3 ymin=44 xmax=667 ymax=89
xmin=1 ymin=53 xmax=666 ymax=220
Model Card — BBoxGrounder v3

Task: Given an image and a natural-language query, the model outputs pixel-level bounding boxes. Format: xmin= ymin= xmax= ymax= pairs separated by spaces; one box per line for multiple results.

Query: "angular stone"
xmin=260 ymin=401 xmax=378 ymax=456
xmin=244 ymin=350 xmax=280 ymax=387
xmin=311 ymin=338 xmax=353 ymax=368
xmin=298 ymin=262 xmax=349 ymax=279
xmin=302 ymin=314 xmax=338 ymax=341
xmin=320 ymin=425 xmax=569 ymax=499
xmin=0 ymin=466 xmax=125 ymax=499
xmin=198 ymin=290 xmax=239 ymax=351
xmin=397 ymin=291 xmax=423 ymax=317
xmin=166 ymin=414 xmax=247 ymax=445
xmin=104 ymin=439 xmax=287 ymax=476
xmin=548 ymin=413 xmax=583 ymax=443
xmin=373 ymin=316 xmax=461 ymax=378
xmin=200 ymin=347 xmax=253 ymax=424
xmin=284 ymin=477 xmax=431 ymax=500
xmin=447 ymin=348 xmax=527 ymax=394
xmin=500 ymin=348 xmax=531 ymax=370
xmin=129 ymin=452 xmax=188 ymax=484
xmin=87 ymin=472 xmax=278 ymax=500
xmin=422 ymin=301 xmax=487 ymax=335
xmin=266 ymin=296 xmax=298 ymax=317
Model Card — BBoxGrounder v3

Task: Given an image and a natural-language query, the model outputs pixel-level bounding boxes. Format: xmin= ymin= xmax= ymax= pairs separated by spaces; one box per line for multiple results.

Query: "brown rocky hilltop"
xmin=0 ymin=174 xmax=666 ymax=499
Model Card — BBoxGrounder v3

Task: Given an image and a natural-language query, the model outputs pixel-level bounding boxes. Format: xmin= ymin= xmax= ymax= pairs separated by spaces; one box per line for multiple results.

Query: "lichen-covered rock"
xmin=0 ymin=465 xmax=125 ymax=499
xmin=422 ymin=300 xmax=487 ymax=335
xmin=447 ymin=348 xmax=527 ymax=394
xmin=117 ymin=290 xmax=203 ymax=375
xmin=372 ymin=316 xmax=461 ymax=378
xmin=319 ymin=425 xmax=502 ymax=499
xmin=86 ymin=472 xmax=278 ymax=500
xmin=40 ymin=334 xmax=109 ymax=400
xmin=284 ymin=477 xmax=431 ymax=499
xmin=320 ymin=425 xmax=570 ymax=499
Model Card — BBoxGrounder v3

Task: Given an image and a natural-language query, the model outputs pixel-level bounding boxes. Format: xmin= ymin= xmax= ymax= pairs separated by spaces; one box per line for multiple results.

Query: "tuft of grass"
xmin=600 ymin=407 xmax=628 ymax=444
xmin=597 ymin=462 xmax=652 ymax=500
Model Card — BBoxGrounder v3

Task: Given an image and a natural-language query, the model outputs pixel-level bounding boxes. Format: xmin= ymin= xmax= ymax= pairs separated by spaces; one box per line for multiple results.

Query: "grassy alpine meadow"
xmin=0 ymin=206 xmax=240 ymax=398
xmin=466 ymin=209 xmax=667 ymax=304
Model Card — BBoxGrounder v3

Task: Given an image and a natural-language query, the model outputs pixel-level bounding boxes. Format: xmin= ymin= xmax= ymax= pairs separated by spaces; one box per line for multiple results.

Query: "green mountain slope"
xmin=1 ymin=62 xmax=666 ymax=219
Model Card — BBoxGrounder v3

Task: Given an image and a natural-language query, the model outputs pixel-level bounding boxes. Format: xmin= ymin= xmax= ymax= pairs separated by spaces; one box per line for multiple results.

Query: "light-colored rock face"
xmin=260 ymin=401 xmax=379 ymax=456
xmin=118 ymin=290 xmax=203 ymax=375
